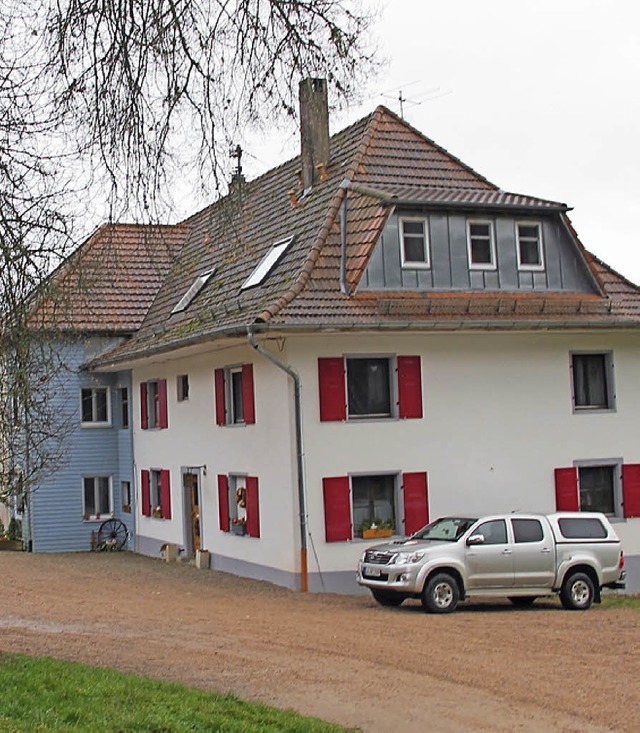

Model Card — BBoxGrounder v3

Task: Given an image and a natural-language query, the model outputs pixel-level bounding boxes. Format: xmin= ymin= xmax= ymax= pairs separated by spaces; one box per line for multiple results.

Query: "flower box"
xmin=362 ymin=528 xmax=393 ymax=540
xmin=231 ymin=522 xmax=247 ymax=536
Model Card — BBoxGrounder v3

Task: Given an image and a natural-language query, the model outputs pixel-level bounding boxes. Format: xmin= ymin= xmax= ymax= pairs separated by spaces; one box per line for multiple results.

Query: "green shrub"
xmin=6 ymin=517 xmax=21 ymax=542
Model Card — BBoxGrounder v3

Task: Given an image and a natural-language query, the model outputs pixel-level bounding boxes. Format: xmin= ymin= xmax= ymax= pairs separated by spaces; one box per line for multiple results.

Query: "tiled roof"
xmin=377 ymin=186 xmax=568 ymax=211
xmin=81 ymin=106 xmax=640 ymax=367
xmin=32 ymin=224 xmax=186 ymax=332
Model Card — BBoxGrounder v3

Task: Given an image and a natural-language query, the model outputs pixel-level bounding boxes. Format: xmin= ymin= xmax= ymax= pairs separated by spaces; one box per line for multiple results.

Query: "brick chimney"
xmin=299 ymin=78 xmax=330 ymax=191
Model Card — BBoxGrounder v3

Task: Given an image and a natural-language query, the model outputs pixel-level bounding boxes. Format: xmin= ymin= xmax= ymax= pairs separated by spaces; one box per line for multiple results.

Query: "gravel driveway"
xmin=0 ymin=552 xmax=638 ymax=733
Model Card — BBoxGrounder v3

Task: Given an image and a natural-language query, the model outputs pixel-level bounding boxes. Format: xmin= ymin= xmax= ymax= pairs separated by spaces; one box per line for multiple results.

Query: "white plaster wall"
xmin=287 ymin=330 xmax=640 ymax=574
xmin=130 ymin=329 xmax=640 ymax=584
xmin=132 ymin=342 xmax=299 ymax=572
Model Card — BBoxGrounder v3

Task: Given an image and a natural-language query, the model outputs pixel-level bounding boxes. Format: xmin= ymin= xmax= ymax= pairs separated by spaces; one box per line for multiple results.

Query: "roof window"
xmin=171 ymin=267 xmax=217 ymax=314
xmin=241 ymin=236 xmax=294 ymax=290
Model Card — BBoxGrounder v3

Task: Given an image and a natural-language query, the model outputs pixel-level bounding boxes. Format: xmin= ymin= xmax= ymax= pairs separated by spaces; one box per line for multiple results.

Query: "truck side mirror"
xmin=466 ymin=534 xmax=485 ymax=546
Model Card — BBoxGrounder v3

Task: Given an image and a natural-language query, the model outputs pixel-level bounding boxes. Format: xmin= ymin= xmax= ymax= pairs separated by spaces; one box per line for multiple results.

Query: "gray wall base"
xmin=134 ymin=539 xmax=640 ymax=596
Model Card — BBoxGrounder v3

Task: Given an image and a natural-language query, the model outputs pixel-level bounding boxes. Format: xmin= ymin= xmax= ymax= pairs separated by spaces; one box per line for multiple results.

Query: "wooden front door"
xmin=184 ymin=472 xmax=201 ymax=553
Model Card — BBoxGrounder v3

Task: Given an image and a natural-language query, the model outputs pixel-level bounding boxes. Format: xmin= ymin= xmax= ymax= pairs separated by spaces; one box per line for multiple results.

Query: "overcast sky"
xmin=243 ymin=0 xmax=640 ymax=285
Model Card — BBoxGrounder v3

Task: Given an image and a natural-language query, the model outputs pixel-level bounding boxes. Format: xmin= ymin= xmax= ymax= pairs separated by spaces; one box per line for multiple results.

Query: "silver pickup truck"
xmin=357 ymin=512 xmax=626 ymax=613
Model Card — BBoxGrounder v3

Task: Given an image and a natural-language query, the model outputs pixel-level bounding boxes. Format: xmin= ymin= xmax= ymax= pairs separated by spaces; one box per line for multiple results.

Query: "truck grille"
xmin=364 ymin=550 xmax=394 ymax=565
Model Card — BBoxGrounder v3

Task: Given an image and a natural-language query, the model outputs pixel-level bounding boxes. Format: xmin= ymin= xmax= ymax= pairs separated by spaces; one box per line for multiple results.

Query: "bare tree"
xmin=0 ymin=0 xmax=378 ymax=516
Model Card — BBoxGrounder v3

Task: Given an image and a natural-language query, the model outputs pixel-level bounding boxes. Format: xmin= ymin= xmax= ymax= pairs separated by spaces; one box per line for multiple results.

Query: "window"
xmin=122 ymin=481 xmax=132 ymax=513
xmin=171 ymin=268 xmax=216 ymax=314
xmin=214 ymin=364 xmax=255 ymax=426
xmin=140 ymin=468 xmax=172 ymax=519
xmin=399 ymin=218 xmax=430 ymax=268
xmin=80 ymin=387 xmax=110 ymax=425
xmin=83 ymin=476 xmax=112 ymax=520
xmin=512 ymin=519 xmax=544 ymax=543
xmin=140 ymin=379 xmax=168 ymax=429
xmin=558 ymin=517 xmax=607 ymax=540
xmin=571 ymin=352 xmax=614 ymax=411
xmin=516 ymin=222 xmax=544 ymax=270
xmin=474 ymin=519 xmax=507 ymax=544
xmin=347 ymin=358 xmax=391 ymax=418
xmin=323 ymin=471 xmax=429 ymax=542
xmin=120 ymin=387 xmax=129 ymax=428
xmin=352 ymin=475 xmax=396 ymax=537
xmin=318 ymin=355 xmax=422 ymax=422
xmin=217 ymin=474 xmax=260 ymax=537
xmin=467 ymin=220 xmax=496 ymax=269
xmin=177 ymin=374 xmax=189 ymax=402
xmin=241 ymin=236 xmax=294 ymax=290
xmin=578 ymin=465 xmax=617 ymax=515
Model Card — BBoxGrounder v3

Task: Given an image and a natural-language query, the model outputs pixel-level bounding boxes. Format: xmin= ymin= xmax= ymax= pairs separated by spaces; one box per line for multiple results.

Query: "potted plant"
xmin=231 ymin=517 xmax=247 ymax=536
xmin=361 ymin=517 xmax=394 ymax=539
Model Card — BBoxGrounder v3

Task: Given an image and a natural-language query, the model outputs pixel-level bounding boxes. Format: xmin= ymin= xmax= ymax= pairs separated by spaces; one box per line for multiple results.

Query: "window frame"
xmin=516 ymin=221 xmax=545 ymax=271
xmin=80 ymin=386 xmax=111 ymax=427
xmin=570 ymin=351 xmax=615 ymax=413
xmin=466 ymin=219 xmax=497 ymax=270
xmin=350 ymin=472 xmax=400 ymax=538
xmin=82 ymin=475 xmax=113 ymax=521
xmin=575 ymin=460 xmax=623 ymax=517
xmin=119 ymin=386 xmax=129 ymax=428
xmin=399 ymin=216 xmax=431 ymax=269
xmin=150 ymin=469 xmax=163 ymax=518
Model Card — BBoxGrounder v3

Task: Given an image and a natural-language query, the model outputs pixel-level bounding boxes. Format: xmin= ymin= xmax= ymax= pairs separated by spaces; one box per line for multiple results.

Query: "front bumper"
xmin=357 ymin=561 xmax=422 ymax=593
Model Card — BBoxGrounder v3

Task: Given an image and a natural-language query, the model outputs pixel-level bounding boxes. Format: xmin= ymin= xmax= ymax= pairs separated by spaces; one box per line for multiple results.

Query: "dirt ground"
xmin=0 ymin=552 xmax=638 ymax=733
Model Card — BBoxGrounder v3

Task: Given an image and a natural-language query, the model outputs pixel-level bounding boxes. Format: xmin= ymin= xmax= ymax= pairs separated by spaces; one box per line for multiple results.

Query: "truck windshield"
xmin=412 ymin=517 xmax=477 ymax=542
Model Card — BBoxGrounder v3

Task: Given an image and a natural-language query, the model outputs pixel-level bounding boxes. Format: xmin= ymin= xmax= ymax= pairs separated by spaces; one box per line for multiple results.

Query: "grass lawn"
xmin=0 ymin=654 xmax=352 ymax=733
xmin=600 ymin=593 xmax=640 ymax=610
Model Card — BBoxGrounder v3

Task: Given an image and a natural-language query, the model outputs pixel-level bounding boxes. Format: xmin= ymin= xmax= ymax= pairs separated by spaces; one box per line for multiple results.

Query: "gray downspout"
xmin=339 ymin=179 xmax=350 ymax=296
xmin=247 ymin=327 xmax=309 ymax=592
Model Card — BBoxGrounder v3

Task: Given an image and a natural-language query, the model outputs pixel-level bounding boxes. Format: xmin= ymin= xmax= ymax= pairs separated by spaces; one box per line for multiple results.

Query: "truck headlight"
xmin=392 ymin=551 xmax=425 ymax=565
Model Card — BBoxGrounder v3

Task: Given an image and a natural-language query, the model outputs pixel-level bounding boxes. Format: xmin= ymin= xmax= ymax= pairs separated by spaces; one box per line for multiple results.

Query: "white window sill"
xmin=80 ymin=422 xmax=112 ymax=428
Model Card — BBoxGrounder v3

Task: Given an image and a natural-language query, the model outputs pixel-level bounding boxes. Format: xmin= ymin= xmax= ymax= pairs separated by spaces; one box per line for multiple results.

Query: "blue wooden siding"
xmin=30 ymin=337 xmax=134 ymax=552
xmin=361 ymin=211 xmax=598 ymax=294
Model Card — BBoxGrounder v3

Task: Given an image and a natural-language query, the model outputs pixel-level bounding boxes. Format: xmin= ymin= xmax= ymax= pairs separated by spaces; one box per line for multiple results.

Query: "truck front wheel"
xmin=560 ymin=572 xmax=595 ymax=611
xmin=422 ymin=573 xmax=460 ymax=614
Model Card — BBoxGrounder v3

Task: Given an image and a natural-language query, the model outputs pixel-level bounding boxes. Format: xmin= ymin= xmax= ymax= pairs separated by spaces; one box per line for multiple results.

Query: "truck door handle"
xmin=541 ymin=548 xmax=552 ymax=554
xmin=501 ymin=549 xmax=512 ymax=555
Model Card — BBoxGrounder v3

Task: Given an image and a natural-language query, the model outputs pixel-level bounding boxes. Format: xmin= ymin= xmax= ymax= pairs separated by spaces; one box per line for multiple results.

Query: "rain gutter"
xmin=246 ymin=326 xmax=309 ymax=593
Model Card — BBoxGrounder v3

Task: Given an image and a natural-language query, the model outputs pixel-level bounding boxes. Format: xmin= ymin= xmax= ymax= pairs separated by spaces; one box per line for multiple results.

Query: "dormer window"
xmin=467 ymin=220 xmax=496 ymax=270
xmin=171 ymin=268 xmax=216 ymax=314
xmin=399 ymin=218 xmax=430 ymax=268
xmin=517 ymin=222 xmax=544 ymax=270
xmin=241 ymin=236 xmax=294 ymax=290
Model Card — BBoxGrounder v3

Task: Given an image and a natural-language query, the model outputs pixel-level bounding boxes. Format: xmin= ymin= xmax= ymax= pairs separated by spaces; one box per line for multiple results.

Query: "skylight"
xmin=241 ymin=236 xmax=294 ymax=290
xmin=171 ymin=267 xmax=217 ymax=314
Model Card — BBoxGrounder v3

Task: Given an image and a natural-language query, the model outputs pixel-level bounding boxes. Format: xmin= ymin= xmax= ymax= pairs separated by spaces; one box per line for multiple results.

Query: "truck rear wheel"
xmin=422 ymin=573 xmax=459 ymax=614
xmin=560 ymin=572 xmax=595 ymax=611
xmin=371 ymin=590 xmax=405 ymax=607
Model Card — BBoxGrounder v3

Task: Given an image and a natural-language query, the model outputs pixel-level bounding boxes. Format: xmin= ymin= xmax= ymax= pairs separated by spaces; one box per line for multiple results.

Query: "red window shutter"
xmin=322 ymin=476 xmax=351 ymax=542
xmin=318 ymin=358 xmax=346 ymax=422
xmin=141 ymin=470 xmax=151 ymax=517
xmin=160 ymin=469 xmax=171 ymax=519
xmin=242 ymin=363 xmax=255 ymax=425
xmin=403 ymin=472 xmax=429 ymax=535
xmin=140 ymin=383 xmax=148 ymax=430
xmin=554 ymin=467 xmax=579 ymax=511
xmin=158 ymin=379 xmax=168 ymax=429
xmin=397 ymin=356 xmax=423 ymax=419
xmin=214 ymin=369 xmax=226 ymax=425
xmin=622 ymin=464 xmax=640 ymax=518
xmin=217 ymin=474 xmax=230 ymax=531
xmin=246 ymin=476 xmax=260 ymax=538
